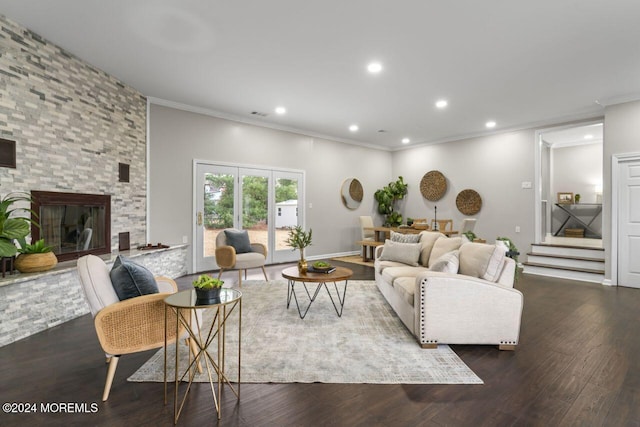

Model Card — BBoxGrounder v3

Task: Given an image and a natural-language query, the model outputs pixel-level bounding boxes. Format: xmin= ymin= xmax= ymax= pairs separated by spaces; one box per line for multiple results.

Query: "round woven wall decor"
xmin=456 ymin=189 xmax=482 ymax=215
xmin=349 ymin=179 xmax=363 ymax=202
xmin=420 ymin=170 xmax=447 ymax=201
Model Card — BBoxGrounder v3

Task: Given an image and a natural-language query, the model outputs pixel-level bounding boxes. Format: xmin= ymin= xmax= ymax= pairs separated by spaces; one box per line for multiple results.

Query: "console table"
xmin=553 ymin=203 xmax=602 ymax=238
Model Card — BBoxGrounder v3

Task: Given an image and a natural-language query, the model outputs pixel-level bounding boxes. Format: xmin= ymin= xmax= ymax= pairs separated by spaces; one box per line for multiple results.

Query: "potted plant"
xmin=574 ymin=194 xmax=581 ymax=203
xmin=497 ymin=236 xmax=521 ymax=281
xmin=15 ymin=238 xmax=58 ymax=273
xmin=285 ymin=225 xmax=312 ymax=273
xmin=462 ymin=230 xmax=477 ymax=242
xmin=374 ymin=176 xmax=408 ymax=226
xmin=0 ymin=192 xmax=37 ymax=260
xmin=192 ymin=274 xmax=224 ymax=304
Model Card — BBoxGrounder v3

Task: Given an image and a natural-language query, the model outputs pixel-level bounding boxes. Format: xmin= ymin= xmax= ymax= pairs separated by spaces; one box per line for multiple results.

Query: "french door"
xmin=194 ymin=162 xmax=304 ymax=272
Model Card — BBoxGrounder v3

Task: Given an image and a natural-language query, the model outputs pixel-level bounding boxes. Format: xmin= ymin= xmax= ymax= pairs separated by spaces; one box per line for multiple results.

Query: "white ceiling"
xmin=1 ymin=1 xmax=639 ymax=150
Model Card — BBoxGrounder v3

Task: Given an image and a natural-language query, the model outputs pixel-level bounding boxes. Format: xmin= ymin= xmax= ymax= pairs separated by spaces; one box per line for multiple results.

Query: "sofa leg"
xmin=498 ymin=344 xmax=516 ymax=351
xmin=421 ymin=343 xmax=438 ymax=349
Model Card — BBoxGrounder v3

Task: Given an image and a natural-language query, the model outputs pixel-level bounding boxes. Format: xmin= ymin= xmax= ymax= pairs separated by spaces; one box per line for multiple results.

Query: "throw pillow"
xmin=429 ymin=250 xmax=460 ymax=273
xmin=378 ymin=239 xmax=421 ymax=266
xmin=391 ymin=230 xmax=421 ymax=244
xmin=418 ymin=231 xmax=444 ymax=267
xmin=109 ymin=256 xmax=159 ymax=301
xmin=428 ymin=236 xmax=463 ymax=268
xmin=224 ymin=229 xmax=253 ymax=254
xmin=458 ymin=242 xmax=507 ymax=282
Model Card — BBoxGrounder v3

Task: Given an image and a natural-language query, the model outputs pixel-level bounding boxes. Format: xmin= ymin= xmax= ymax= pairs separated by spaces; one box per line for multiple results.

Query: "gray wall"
xmin=391 ymin=130 xmax=536 ymax=260
xmin=0 ymin=15 xmax=147 ymax=250
xmin=603 ymin=100 xmax=640 ymax=282
xmin=148 ymin=103 xmax=391 ymax=272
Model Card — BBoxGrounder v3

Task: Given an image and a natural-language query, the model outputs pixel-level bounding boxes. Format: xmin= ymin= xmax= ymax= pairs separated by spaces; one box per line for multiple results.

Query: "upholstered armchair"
xmin=215 ymin=229 xmax=268 ymax=287
xmin=77 ymin=254 xmax=199 ymax=401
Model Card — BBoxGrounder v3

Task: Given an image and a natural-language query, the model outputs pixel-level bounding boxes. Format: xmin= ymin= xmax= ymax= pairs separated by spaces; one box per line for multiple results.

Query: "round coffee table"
xmin=281 ymin=266 xmax=353 ymax=319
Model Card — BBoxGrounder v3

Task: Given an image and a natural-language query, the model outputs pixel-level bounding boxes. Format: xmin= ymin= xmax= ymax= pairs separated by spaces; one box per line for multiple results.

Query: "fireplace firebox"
xmin=30 ymin=191 xmax=111 ymax=262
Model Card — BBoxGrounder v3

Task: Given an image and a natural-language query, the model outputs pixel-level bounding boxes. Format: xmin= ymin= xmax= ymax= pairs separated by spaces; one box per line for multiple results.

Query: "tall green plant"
xmin=0 ymin=192 xmax=38 ymax=258
xmin=374 ymin=176 xmax=408 ymax=226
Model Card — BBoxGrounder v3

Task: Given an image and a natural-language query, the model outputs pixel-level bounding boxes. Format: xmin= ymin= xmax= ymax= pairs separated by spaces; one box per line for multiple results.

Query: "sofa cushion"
xmin=418 ymin=231 xmax=444 ymax=266
xmin=375 ymin=259 xmax=411 ymax=275
xmin=458 ymin=242 xmax=507 ymax=282
xmin=381 ymin=265 xmax=429 ymax=284
xmin=379 ymin=240 xmax=421 ymax=266
xmin=391 ymin=230 xmax=421 ymax=244
xmin=109 ymin=256 xmax=159 ymax=301
xmin=224 ymin=229 xmax=253 ymax=254
xmin=428 ymin=236 xmax=463 ymax=268
xmin=428 ymin=250 xmax=459 ymax=274
xmin=393 ymin=276 xmax=417 ymax=306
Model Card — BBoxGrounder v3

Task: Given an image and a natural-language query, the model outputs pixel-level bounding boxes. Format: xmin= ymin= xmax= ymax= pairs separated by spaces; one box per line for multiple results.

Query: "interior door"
xmin=618 ymin=159 xmax=640 ymax=288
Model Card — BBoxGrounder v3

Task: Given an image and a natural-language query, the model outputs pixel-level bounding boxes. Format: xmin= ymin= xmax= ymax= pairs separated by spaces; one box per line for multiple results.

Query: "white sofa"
xmin=374 ymin=231 xmax=523 ymax=350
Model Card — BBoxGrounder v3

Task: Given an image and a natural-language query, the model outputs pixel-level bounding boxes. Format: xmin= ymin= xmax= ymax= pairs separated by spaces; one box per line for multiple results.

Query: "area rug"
xmin=331 ymin=255 xmax=374 ymax=267
xmin=128 ymin=280 xmax=482 ymax=384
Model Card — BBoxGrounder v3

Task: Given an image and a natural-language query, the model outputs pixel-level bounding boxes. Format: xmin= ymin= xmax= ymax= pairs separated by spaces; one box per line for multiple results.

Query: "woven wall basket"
xmin=349 ymin=179 xmax=363 ymax=202
xmin=456 ymin=189 xmax=482 ymax=215
xmin=420 ymin=170 xmax=447 ymax=201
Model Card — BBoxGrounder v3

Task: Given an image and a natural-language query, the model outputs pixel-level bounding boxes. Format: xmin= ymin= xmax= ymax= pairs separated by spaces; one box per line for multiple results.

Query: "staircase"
xmin=523 ymin=243 xmax=605 ymax=283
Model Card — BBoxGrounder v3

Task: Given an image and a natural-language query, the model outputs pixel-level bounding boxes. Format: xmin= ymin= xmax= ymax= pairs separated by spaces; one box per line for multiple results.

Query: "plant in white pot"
xmin=15 ymin=238 xmax=58 ymax=273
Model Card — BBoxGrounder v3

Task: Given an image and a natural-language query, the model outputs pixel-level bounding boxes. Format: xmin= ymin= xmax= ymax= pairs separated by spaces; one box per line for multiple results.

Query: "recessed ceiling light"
xmin=401 ymin=138 xmax=410 ymax=144
xmin=584 ymin=134 xmax=594 ymax=140
xmin=275 ymin=106 xmax=286 ymax=115
xmin=485 ymin=121 xmax=496 ymax=128
xmin=435 ymin=100 xmax=448 ymax=109
xmin=349 ymin=124 xmax=359 ymax=132
xmin=367 ymin=62 xmax=383 ymax=73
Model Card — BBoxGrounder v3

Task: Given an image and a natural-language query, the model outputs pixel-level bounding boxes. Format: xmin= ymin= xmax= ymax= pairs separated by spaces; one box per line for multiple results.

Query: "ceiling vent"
xmin=377 ymin=129 xmax=387 ymax=133
xmin=251 ymin=111 xmax=268 ymax=117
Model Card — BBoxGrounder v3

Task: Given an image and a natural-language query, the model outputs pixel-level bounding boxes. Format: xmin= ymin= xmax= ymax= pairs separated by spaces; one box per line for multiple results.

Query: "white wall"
xmin=148 ymin=104 xmax=391 ymax=272
xmin=391 ymin=130 xmax=536 ymax=260
xmin=603 ymin=100 xmax=640 ymax=283
xmin=551 ymin=143 xmax=603 ymax=204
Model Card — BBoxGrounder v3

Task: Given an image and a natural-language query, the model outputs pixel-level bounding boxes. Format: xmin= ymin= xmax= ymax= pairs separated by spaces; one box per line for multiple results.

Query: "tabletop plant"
xmin=285 ymin=225 xmax=312 ymax=273
xmin=192 ymin=274 xmax=224 ymax=290
xmin=374 ymin=176 xmax=408 ymax=226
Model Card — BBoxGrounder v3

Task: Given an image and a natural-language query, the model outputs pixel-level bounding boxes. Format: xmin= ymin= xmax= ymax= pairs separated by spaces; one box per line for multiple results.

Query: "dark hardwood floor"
xmin=1 ymin=260 xmax=639 ymax=426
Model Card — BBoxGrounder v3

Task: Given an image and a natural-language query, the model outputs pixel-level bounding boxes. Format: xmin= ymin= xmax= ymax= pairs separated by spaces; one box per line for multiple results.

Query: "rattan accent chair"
xmin=77 ymin=254 xmax=199 ymax=401
xmin=215 ymin=229 xmax=268 ymax=287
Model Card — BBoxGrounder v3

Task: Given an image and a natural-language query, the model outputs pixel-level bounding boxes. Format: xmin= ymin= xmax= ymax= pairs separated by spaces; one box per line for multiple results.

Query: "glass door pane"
xmin=273 ymin=171 xmax=304 ymax=263
xmin=240 ymin=169 xmax=270 ymax=258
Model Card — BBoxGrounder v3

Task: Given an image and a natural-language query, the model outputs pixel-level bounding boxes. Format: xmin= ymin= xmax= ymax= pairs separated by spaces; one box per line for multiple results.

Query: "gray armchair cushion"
xmin=224 ymin=229 xmax=253 ymax=254
xmin=109 ymin=256 xmax=159 ymax=301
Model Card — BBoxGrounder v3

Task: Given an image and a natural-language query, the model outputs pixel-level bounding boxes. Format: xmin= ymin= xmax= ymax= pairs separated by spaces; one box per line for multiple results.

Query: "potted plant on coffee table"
xmin=285 ymin=225 xmax=312 ymax=273
xmin=192 ymin=274 xmax=224 ymax=304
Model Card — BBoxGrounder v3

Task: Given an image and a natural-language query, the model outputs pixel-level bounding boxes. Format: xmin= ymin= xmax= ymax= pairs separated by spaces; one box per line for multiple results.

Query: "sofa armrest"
xmin=215 ymin=245 xmax=236 ymax=268
xmin=374 ymin=245 xmax=384 ymax=259
xmin=414 ymin=271 xmax=523 ymax=347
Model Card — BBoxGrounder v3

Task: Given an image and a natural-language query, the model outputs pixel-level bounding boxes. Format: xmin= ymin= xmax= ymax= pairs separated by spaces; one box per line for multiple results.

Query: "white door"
xmin=195 ymin=162 xmax=304 ymax=272
xmin=618 ymin=159 xmax=640 ymax=288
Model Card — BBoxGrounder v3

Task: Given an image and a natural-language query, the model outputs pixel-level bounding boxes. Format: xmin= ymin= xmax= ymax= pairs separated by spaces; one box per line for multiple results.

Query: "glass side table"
xmin=164 ymin=288 xmax=242 ymax=423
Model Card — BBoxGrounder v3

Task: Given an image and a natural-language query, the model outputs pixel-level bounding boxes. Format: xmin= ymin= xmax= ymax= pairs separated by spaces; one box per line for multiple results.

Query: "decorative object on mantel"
xmin=340 ymin=178 xmax=363 ymax=210
xmin=456 ymin=189 xmax=482 ymax=215
xmin=284 ymin=225 xmax=312 ymax=273
xmin=374 ymin=176 xmax=408 ymax=226
xmin=15 ymin=239 xmax=58 ymax=273
xmin=136 ymin=243 xmax=170 ymax=250
xmin=0 ymin=192 xmax=37 ymax=259
xmin=420 ymin=170 xmax=447 ymax=201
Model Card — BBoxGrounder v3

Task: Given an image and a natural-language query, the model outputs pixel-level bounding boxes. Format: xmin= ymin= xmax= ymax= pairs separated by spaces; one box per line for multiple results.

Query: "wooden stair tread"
xmin=531 ymin=243 xmax=603 ymax=251
xmin=523 ymin=262 xmax=604 ymax=275
xmin=526 ymin=252 xmax=604 ymax=263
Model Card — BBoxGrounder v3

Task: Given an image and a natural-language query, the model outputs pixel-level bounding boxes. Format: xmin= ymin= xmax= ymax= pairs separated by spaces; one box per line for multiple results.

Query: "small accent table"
xmin=282 ymin=266 xmax=353 ymax=319
xmin=163 ymin=288 xmax=242 ymax=423
xmin=553 ymin=203 xmax=603 ymax=238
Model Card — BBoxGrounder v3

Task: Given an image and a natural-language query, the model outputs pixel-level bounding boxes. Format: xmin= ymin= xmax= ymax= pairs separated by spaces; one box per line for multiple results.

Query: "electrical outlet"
xmin=515 ymin=226 xmax=521 ymax=233
xmin=309 ymin=203 xmax=313 ymax=208
xmin=521 ymin=181 xmax=532 ymax=189
xmin=182 ymin=235 xmax=188 ymax=243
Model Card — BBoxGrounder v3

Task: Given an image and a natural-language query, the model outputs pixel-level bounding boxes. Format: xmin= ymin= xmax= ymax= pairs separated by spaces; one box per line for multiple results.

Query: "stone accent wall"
xmin=0 ymin=15 xmax=147 ymax=250
xmin=0 ymin=245 xmax=188 ymax=348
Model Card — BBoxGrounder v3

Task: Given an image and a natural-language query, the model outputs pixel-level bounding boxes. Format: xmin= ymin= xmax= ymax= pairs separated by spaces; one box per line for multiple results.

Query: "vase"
xmin=195 ymin=287 xmax=222 ymax=305
xmin=15 ymin=252 xmax=58 ymax=273
xmin=298 ymin=258 xmax=308 ymax=274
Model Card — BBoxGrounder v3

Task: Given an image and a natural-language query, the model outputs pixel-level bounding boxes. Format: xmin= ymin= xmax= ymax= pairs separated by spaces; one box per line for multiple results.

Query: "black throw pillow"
xmin=109 ymin=255 xmax=159 ymax=301
xmin=224 ymin=229 xmax=253 ymax=254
